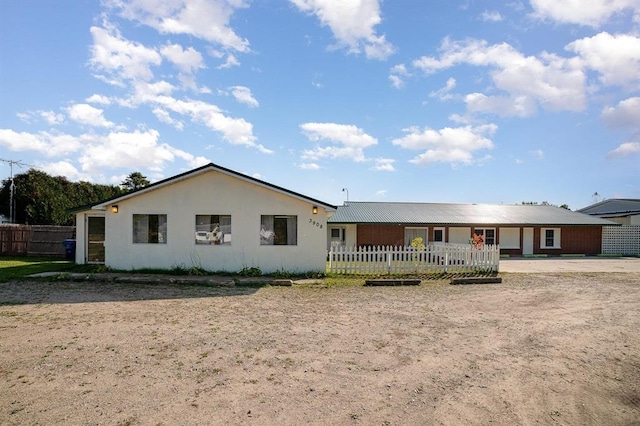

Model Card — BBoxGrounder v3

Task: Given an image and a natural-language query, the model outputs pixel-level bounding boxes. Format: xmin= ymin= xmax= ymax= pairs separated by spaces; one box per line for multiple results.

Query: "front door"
xmin=86 ymin=216 xmax=105 ymax=263
xmin=523 ymin=227 xmax=533 ymax=255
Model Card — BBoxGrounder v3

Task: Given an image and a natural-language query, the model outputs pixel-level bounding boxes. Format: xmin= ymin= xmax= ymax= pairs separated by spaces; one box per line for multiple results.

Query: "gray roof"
xmin=577 ymin=199 xmax=640 ymax=218
xmin=328 ymin=202 xmax=618 ymax=226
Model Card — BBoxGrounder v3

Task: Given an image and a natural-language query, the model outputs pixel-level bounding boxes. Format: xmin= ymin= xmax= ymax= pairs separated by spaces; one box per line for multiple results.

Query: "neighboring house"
xmin=577 ymin=199 xmax=640 ymax=225
xmin=577 ymin=199 xmax=640 ymax=255
xmin=73 ymin=163 xmax=336 ymax=273
xmin=327 ymin=202 xmax=618 ymax=256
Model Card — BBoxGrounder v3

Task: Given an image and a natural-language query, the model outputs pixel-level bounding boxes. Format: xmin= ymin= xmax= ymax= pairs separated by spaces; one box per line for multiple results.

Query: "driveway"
xmin=499 ymin=256 xmax=640 ymax=273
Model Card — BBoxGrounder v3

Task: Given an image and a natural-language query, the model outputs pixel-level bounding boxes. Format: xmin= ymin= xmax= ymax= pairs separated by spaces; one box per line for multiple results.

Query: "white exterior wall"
xmin=78 ymin=170 xmax=329 ymax=273
xmin=75 ymin=212 xmax=86 ymax=264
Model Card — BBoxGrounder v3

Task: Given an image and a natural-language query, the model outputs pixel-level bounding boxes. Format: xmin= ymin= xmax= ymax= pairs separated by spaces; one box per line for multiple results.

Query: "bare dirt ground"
xmin=1 ymin=273 xmax=639 ymax=425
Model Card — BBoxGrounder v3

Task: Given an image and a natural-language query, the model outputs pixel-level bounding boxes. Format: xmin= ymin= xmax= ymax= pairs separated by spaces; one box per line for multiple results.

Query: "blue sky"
xmin=0 ymin=0 xmax=638 ymax=210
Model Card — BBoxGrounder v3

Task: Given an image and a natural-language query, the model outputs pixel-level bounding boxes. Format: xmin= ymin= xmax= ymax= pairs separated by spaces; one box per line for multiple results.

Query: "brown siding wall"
xmin=352 ymin=224 xmax=603 ymax=256
xmin=535 ymin=226 xmax=602 ymax=256
xmin=356 ymin=224 xmax=404 ymax=247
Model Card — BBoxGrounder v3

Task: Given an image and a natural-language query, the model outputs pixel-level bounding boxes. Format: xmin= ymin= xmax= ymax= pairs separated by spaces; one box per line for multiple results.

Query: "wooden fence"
xmin=327 ymin=244 xmax=500 ymax=274
xmin=0 ymin=225 xmax=75 ymax=257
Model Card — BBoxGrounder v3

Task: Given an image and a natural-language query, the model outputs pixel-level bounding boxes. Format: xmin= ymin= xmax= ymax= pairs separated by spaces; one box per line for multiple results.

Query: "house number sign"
xmin=309 ymin=218 xmax=323 ymax=229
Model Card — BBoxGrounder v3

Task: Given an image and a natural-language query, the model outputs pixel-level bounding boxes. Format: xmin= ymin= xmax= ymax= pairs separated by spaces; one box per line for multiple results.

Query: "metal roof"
xmin=577 ymin=199 xmax=640 ymax=218
xmin=328 ymin=202 xmax=618 ymax=226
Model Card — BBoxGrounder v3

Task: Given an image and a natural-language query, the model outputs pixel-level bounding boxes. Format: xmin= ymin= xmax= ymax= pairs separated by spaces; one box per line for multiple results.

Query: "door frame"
xmin=85 ymin=214 xmax=106 ymax=264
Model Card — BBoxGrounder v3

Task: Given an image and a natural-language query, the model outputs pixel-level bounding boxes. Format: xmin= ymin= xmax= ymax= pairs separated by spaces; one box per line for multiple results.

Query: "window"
xmin=195 ymin=215 xmax=231 ymax=245
xmin=260 ymin=215 xmax=297 ymax=245
xmin=499 ymin=227 xmax=520 ymax=249
xmin=433 ymin=228 xmax=445 ymax=243
xmin=330 ymin=227 xmax=345 ymax=247
xmin=541 ymin=228 xmax=561 ymax=248
xmin=404 ymin=227 xmax=428 ymax=246
xmin=133 ymin=214 xmax=167 ymax=244
xmin=473 ymin=228 xmax=496 ymax=245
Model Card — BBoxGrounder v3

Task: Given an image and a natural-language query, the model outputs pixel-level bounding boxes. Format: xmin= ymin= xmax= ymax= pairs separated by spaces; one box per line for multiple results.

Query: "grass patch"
xmin=0 ymin=257 xmax=76 ymax=283
xmin=597 ymin=253 xmax=622 ymax=257
xmin=523 ymin=254 xmax=548 ymax=258
xmin=560 ymin=254 xmax=586 ymax=258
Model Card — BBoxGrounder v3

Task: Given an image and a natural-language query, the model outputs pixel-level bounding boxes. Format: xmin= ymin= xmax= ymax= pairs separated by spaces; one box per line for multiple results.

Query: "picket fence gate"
xmin=327 ymin=244 xmax=500 ymax=274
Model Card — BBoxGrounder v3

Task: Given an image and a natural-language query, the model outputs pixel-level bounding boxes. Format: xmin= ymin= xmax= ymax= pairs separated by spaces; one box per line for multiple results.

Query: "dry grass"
xmin=1 ymin=272 xmax=639 ymax=425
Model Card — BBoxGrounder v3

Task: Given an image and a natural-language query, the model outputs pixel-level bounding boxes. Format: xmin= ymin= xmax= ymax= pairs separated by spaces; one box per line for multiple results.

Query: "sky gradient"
xmin=1 ymin=0 xmax=638 ymax=210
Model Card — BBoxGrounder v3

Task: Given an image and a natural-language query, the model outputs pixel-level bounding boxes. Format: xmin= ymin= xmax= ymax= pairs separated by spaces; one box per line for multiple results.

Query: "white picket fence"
xmin=327 ymin=244 xmax=500 ymax=274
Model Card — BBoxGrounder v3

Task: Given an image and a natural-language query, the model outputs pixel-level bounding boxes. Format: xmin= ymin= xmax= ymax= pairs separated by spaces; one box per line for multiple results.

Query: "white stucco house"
xmin=73 ymin=163 xmax=336 ymax=273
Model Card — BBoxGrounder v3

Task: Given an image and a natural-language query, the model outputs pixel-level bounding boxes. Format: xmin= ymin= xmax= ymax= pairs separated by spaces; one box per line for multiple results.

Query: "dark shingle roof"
xmin=328 ymin=202 xmax=617 ymax=226
xmin=577 ymin=199 xmax=640 ymax=218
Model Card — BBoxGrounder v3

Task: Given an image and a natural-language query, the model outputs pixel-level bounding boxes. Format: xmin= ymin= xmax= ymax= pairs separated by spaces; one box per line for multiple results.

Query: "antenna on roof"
xmin=592 ymin=192 xmax=602 ymax=203
xmin=1 ymin=158 xmax=33 ymax=223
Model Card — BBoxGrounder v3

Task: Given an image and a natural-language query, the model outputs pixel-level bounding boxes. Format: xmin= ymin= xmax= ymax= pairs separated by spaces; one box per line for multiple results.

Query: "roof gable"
xmin=87 ymin=163 xmax=336 ymax=211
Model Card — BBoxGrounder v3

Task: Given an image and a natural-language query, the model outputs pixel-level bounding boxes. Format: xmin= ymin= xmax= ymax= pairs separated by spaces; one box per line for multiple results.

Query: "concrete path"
xmin=499 ymin=257 xmax=640 ymax=273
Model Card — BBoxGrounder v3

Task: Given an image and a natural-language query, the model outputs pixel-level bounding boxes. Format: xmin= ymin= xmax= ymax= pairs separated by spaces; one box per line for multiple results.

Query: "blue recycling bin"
xmin=62 ymin=239 xmax=76 ymax=260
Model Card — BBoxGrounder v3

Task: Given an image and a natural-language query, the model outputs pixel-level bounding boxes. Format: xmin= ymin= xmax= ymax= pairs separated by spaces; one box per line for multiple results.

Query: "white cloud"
xmin=160 ymin=43 xmax=205 ymax=74
xmin=429 ymin=77 xmax=457 ymax=100
xmin=371 ymin=158 xmax=395 ymax=171
xmin=0 ymin=127 xmax=212 ymax=180
xmin=607 ymin=142 xmax=640 ymax=158
xmin=465 ymin=93 xmax=537 ymax=117
xmin=530 ymin=0 xmax=640 ymax=27
xmin=108 ymin=0 xmax=250 ymax=52
xmin=392 ymin=124 xmax=497 ymax=166
xmin=529 ymin=149 xmax=544 ymax=159
xmin=0 ymin=129 xmax=82 ymax=156
xmin=566 ymin=32 xmax=640 ymax=89
xmin=299 ymin=162 xmax=321 ymax=170
xmin=300 ymin=122 xmax=377 ymax=162
xmin=78 ymin=129 xmax=175 ymax=173
xmin=90 ymin=25 xmax=162 ymax=84
xmin=290 ymin=0 xmax=395 ymax=60
xmin=389 ymin=64 xmax=410 ymax=88
xmin=413 ymin=37 xmax=586 ymax=116
xmin=217 ymin=54 xmax=240 ymax=69
xmin=86 ymin=94 xmax=112 ymax=105
xmin=40 ymin=111 xmax=64 ymax=125
xmin=229 ymin=86 xmax=259 ymax=107
xmin=602 ymin=97 xmax=640 ymax=128
xmin=0 ymin=129 xmax=48 ymax=152
xmin=152 ymin=108 xmax=184 ymax=130
xmin=481 ymin=10 xmax=503 ymax=22
xmin=38 ymin=160 xmax=92 ymax=182
xmin=66 ymin=104 xmax=115 ymax=128
xmin=151 ymin=96 xmax=264 ymax=149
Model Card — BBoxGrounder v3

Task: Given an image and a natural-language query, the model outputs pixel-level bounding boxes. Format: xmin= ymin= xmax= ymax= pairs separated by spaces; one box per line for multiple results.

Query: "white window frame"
xmin=541 ymin=228 xmax=561 ymax=249
xmin=195 ymin=214 xmax=232 ymax=245
xmin=133 ymin=214 xmax=167 ymax=244
xmin=473 ymin=227 xmax=496 ymax=245
xmin=404 ymin=227 xmax=428 ymax=247
xmin=260 ymin=215 xmax=298 ymax=246
xmin=433 ymin=227 xmax=445 ymax=243
xmin=329 ymin=227 xmax=346 ymax=247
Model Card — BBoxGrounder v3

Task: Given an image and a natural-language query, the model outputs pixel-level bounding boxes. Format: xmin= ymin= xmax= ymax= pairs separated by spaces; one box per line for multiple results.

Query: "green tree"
xmin=121 ymin=172 xmax=150 ymax=191
xmin=0 ymin=169 xmax=124 ymax=225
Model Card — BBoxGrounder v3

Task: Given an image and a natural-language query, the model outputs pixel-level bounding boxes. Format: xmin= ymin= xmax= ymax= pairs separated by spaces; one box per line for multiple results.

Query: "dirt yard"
xmin=1 ymin=273 xmax=639 ymax=425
